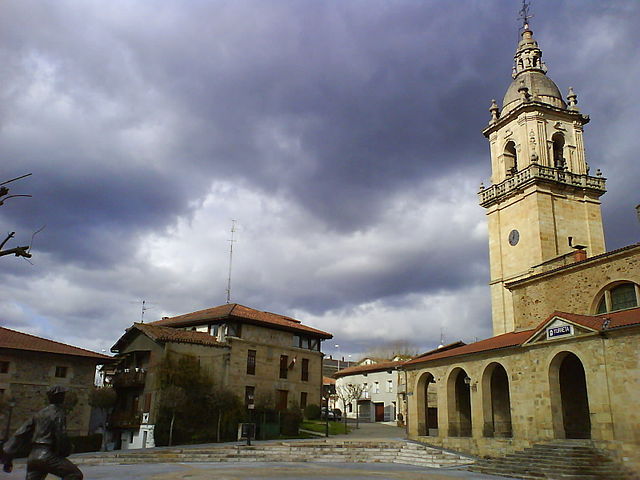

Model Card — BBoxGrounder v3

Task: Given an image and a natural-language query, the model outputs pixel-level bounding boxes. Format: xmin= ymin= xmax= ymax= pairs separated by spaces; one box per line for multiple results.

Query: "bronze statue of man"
xmin=1 ymin=385 xmax=83 ymax=479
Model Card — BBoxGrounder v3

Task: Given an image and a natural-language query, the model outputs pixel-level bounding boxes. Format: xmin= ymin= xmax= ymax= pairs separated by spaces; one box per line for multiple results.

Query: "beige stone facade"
xmin=405 ymin=324 xmax=639 ymax=458
xmin=509 ymin=244 xmax=640 ymax=330
xmin=0 ymin=327 xmax=111 ymax=436
xmin=403 ymin=23 xmax=640 ymax=473
xmin=109 ymin=303 xmax=331 ymax=449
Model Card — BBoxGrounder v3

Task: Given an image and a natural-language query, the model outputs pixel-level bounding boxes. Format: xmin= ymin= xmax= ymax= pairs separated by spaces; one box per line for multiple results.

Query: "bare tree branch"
xmin=1 ymin=174 xmax=35 ymax=261
xmin=0 ymin=173 xmax=32 ymax=186
xmin=0 ymin=246 xmax=32 ymax=258
xmin=0 ymin=232 xmax=15 ymax=250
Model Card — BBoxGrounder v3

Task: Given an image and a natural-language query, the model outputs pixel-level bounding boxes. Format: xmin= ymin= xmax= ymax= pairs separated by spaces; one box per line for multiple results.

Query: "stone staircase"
xmin=395 ymin=442 xmax=474 ymax=468
xmin=71 ymin=440 xmax=472 ymax=468
xmin=468 ymin=440 xmax=639 ymax=480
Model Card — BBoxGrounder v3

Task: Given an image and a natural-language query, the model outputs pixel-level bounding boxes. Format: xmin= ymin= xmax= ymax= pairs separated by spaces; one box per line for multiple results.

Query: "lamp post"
xmin=323 ymin=395 xmax=329 ymax=437
xmin=334 ymin=344 xmax=340 ymax=372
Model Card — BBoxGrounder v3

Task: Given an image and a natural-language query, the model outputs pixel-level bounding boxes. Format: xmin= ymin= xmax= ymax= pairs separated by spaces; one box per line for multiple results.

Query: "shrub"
xmin=69 ymin=434 xmax=102 ymax=453
xmin=280 ymin=408 xmax=302 ymax=436
xmin=304 ymin=403 xmax=321 ymax=420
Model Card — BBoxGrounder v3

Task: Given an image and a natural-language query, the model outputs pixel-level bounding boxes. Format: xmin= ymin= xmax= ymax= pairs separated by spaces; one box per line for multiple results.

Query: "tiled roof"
xmin=136 ymin=323 xmax=230 ymax=347
xmin=151 ymin=303 xmax=332 ymax=339
xmin=541 ymin=307 xmax=640 ymax=332
xmin=0 ymin=326 xmax=112 ymax=361
xmin=112 ymin=323 xmax=229 ymax=352
xmin=334 ymin=360 xmax=404 ymax=378
xmin=403 ymin=307 xmax=640 ymax=368
xmin=323 ymin=376 xmax=336 ymax=385
xmin=412 ymin=341 xmax=466 ymax=361
xmin=403 ymin=330 xmax=534 ymax=367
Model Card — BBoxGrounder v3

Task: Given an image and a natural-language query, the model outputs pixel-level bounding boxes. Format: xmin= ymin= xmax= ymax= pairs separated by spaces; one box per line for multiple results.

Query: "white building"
xmin=334 ymin=358 xmax=403 ymax=422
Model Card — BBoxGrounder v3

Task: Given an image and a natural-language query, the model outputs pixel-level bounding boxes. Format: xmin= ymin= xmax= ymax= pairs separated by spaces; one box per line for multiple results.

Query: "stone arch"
xmin=415 ymin=371 xmax=437 ymax=436
xmin=552 ymin=132 xmax=565 ymax=168
xmin=592 ymin=280 xmax=639 ymax=314
xmin=549 ymin=351 xmax=591 ymax=439
xmin=447 ymin=367 xmax=472 ymax=437
xmin=481 ymin=362 xmax=512 ymax=438
xmin=504 ymin=141 xmax=518 ymax=175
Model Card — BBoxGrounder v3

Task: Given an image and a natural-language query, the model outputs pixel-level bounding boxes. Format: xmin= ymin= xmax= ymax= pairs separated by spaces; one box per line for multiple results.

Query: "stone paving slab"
xmin=4 ymin=461 xmax=520 ymax=480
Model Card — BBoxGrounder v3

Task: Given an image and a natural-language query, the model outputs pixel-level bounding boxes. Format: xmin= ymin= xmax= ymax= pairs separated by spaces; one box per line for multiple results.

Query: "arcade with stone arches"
xmin=405 ymin=340 xmax=620 ymax=455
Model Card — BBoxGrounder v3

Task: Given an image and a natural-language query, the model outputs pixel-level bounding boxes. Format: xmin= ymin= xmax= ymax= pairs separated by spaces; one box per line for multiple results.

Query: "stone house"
xmin=109 ymin=303 xmax=332 ymax=449
xmin=0 ymin=326 xmax=111 ymax=436
xmin=402 ymin=21 xmax=640 ymax=470
xmin=334 ymin=359 xmax=403 ymax=423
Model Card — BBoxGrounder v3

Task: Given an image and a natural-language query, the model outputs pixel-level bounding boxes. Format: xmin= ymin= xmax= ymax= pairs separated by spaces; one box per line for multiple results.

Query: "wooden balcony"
xmin=112 ymin=369 xmax=146 ymax=389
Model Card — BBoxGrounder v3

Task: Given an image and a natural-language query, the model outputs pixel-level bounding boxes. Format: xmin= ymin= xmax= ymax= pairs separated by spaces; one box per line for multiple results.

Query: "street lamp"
xmin=334 ymin=344 xmax=340 ymax=371
xmin=322 ymin=395 xmax=329 ymax=438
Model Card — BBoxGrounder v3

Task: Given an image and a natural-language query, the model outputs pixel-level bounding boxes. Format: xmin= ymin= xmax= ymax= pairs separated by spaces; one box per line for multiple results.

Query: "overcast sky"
xmin=1 ymin=1 xmax=638 ymax=360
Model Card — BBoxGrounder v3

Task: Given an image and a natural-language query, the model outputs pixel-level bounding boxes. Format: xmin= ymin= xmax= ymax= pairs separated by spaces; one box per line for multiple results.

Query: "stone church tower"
xmin=480 ymin=23 xmax=607 ymax=335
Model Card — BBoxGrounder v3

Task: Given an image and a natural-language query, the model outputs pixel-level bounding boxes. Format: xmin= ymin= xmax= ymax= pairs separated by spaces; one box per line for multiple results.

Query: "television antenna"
xmin=129 ymin=299 xmax=154 ymax=323
xmin=518 ymin=0 xmax=534 ymax=30
xmin=226 ymin=220 xmax=237 ymax=304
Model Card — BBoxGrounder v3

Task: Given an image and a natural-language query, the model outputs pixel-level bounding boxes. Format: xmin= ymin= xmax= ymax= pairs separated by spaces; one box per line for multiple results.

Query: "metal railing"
xmin=112 ymin=369 xmax=146 ymax=388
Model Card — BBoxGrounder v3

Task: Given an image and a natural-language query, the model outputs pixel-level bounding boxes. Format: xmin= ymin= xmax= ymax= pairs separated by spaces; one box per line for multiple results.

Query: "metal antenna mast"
xmin=141 ymin=300 xmax=148 ymax=323
xmin=518 ymin=0 xmax=534 ymax=30
xmin=226 ymin=220 xmax=237 ymax=304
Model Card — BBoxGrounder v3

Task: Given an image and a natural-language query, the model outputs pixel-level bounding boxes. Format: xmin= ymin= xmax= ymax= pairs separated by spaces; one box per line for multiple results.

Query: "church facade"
xmin=402 ymin=23 xmax=639 ymax=469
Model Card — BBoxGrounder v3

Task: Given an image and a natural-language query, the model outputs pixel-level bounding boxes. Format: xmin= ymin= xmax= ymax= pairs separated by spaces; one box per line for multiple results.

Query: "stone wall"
xmin=508 ymin=245 xmax=640 ymax=330
xmin=0 ymin=349 xmax=100 ymax=436
xmin=404 ymin=328 xmax=640 ymax=470
xmin=225 ymin=324 xmax=324 ymax=410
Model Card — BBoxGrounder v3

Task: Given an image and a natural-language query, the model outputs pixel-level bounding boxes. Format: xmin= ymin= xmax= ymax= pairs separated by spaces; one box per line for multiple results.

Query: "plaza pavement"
xmin=3 ymin=462 xmax=520 ymax=480
xmin=3 ymin=422 xmax=521 ymax=479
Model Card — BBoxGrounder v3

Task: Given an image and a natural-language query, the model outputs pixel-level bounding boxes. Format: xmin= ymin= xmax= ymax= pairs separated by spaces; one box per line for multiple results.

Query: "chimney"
xmin=573 ymin=249 xmax=587 ymax=263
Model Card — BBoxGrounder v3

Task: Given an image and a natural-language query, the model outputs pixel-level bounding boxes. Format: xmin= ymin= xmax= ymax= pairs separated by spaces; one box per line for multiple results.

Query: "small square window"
xmin=55 ymin=366 xmax=68 ymax=378
xmin=0 ymin=361 xmax=9 ymax=374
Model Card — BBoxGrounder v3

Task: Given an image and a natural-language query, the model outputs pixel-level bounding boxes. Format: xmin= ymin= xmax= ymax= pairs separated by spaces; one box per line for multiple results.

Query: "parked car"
xmin=321 ymin=408 xmax=342 ymax=421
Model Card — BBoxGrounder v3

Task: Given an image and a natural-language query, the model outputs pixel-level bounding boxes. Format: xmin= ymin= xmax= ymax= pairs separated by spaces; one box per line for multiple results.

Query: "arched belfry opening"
xmin=504 ymin=141 xmax=518 ymax=176
xmin=416 ymin=372 xmax=438 ymax=436
xmin=482 ymin=363 xmax=512 ymax=438
xmin=550 ymin=352 xmax=591 ymax=439
xmin=552 ymin=133 xmax=565 ymax=168
xmin=447 ymin=368 xmax=472 ymax=437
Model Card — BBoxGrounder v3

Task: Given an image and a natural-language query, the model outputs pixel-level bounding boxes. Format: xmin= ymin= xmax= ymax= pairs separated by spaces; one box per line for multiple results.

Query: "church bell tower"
xmin=480 ymin=22 xmax=607 ymax=335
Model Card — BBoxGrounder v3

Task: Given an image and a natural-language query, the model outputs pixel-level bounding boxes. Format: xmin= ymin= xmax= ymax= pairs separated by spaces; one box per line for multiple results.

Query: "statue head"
xmin=47 ymin=385 xmax=68 ymax=405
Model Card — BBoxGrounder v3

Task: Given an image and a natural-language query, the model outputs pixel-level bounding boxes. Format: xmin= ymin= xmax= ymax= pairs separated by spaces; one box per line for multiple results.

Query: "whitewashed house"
xmin=334 ymin=358 xmax=404 ymax=422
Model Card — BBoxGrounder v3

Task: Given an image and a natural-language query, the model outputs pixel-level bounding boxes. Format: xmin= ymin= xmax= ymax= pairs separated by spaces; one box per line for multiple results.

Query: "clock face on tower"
xmin=508 ymin=229 xmax=520 ymax=246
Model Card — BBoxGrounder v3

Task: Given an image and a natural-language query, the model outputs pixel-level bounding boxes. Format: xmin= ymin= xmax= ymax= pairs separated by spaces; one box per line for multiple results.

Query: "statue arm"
xmin=2 ymin=417 xmax=35 ymax=465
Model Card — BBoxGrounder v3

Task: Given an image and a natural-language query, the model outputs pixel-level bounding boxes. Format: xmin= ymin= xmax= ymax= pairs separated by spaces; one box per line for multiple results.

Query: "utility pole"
xmin=226 ymin=220 xmax=237 ymax=304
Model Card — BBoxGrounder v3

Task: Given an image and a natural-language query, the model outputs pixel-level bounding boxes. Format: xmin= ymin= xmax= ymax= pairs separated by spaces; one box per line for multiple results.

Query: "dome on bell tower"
xmin=501 ymin=24 xmax=566 ymax=114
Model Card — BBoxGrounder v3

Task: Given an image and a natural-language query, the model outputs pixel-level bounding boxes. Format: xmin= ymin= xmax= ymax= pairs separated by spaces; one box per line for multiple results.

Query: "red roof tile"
xmin=334 ymin=360 xmax=404 ymax=378
xmin=413 ymin=341 xmax=466 ymax=361
xmin=151 ymin=303 xmax=332 ymax=339
xmin=537 ymin=307 xmax=640 ymax=332
xmin=112 ymin=323 xmax=229 ymax=352
xmin=0 ymin=326 xmax=112 ymax=361
xmin=403 ymin=330 xmax=534 ymax=367
xmin=404 ymin=307 xmax=640 ymax=368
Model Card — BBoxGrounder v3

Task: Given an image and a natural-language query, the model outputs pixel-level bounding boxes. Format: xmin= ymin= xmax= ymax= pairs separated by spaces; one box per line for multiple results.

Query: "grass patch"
xmin=301 ymin=420 xmax=350 ymax=435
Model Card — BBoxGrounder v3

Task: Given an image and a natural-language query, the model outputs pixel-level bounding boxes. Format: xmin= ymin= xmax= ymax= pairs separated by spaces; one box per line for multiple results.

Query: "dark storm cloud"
xmin=0 ymin=1 xmax=638 ymax=354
